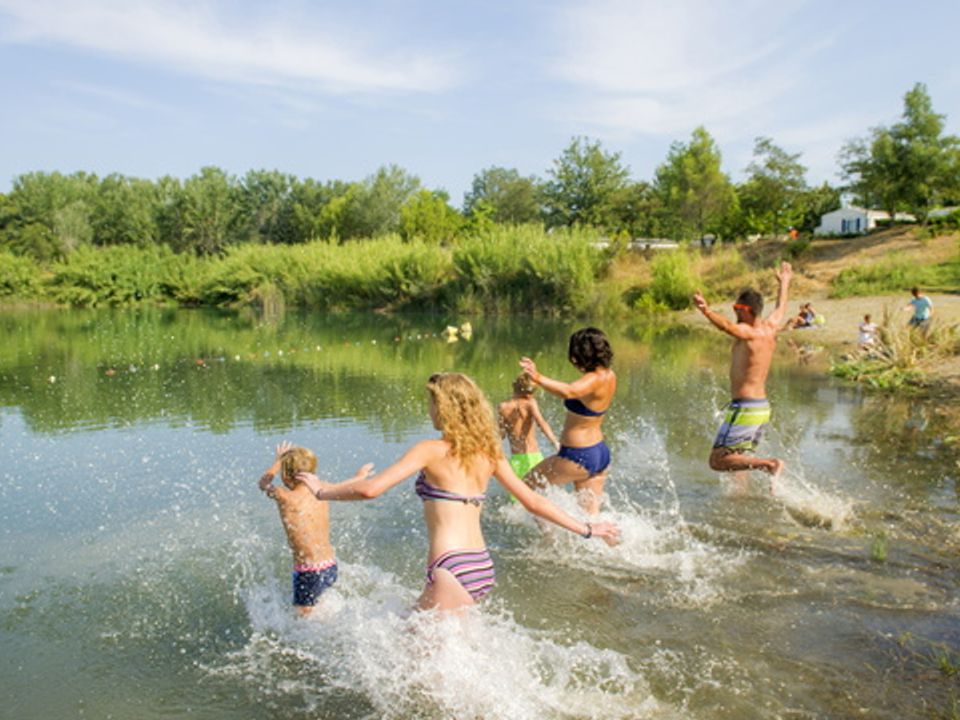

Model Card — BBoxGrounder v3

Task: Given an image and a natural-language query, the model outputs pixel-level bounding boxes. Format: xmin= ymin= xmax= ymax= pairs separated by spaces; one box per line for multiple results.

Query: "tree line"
xmin=1 ymin=83 xmax=956 ymax=263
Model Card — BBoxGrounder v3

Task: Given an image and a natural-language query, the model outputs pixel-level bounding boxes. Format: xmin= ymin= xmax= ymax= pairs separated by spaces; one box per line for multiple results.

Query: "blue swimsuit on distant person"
xmin=557 ymin=398 xmax=611 ymax=475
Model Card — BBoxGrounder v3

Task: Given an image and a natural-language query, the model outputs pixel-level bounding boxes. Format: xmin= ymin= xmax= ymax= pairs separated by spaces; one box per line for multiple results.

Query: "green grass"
xmin=831 ymin=251 xmax=960 ymax=297
xmin=2 ymin=226 xmax=609 ymax=315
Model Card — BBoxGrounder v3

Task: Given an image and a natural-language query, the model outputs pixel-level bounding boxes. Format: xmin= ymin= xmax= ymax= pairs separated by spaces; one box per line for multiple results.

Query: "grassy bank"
xmin=3 ymin=226 xmax=958 ymax=319
xmin=1 ymin=227 xmax=606 ymax=315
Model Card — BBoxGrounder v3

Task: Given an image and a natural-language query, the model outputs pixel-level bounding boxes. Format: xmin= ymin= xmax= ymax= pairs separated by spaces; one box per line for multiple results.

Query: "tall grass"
xmin=16 ymin=226 xmax=606 ymax=314
xmin=832 ymin=251 xmax=960 ymax=297
xmin=830 ymin=309 xmax=959 ymax=389
xmin=450 ymin=225 xmax=603 ymax=315
xmin=46 ymin=245 xmax=186 ymax=307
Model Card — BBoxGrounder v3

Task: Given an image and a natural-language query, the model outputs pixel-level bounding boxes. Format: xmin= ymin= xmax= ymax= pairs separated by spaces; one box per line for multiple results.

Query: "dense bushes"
xmin=3 ymin=228 xmax=608 ymax=315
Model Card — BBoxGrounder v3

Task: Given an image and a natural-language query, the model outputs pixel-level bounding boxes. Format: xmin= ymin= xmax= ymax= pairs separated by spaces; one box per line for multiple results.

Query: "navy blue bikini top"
xmin=564 ymin=398 xmax=607 ymax=417
xmin=415 ymin=471 xmax=485 ymax=506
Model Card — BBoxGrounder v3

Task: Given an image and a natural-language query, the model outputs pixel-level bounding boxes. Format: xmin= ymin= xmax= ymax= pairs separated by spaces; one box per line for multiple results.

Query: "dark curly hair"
xmin=568 ymin=327 xmax=613 ymax=371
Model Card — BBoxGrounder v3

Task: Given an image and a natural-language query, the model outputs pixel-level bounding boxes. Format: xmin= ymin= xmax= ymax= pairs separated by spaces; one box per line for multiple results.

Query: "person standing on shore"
xmin=905 ymin=287 xmax=934 ymax=329
xmin=692 ymin=261 xmax=793 ymax=480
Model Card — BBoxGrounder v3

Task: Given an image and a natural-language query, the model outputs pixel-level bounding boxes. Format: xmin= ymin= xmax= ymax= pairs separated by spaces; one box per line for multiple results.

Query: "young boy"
xmin=497 ymin=373 xmax=560 ymax=493
xmin=258 ymin=441 xmax=338 ymax=615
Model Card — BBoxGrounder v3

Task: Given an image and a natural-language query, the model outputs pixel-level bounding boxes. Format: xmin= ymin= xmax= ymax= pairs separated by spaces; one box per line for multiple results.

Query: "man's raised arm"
xmin=693 ymin=290 xmax=754 ymax=339
xmin=766 ymin=261 xmax=793 ymax=327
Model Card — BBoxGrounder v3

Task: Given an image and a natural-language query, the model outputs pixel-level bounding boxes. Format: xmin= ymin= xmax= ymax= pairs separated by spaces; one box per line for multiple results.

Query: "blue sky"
xmin=1 ymin=0 xmax=958 ymax=205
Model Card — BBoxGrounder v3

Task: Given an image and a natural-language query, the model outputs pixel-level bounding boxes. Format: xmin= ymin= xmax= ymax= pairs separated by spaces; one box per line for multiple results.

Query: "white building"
xmin=814 ymin=207 xmax=916 ymax=236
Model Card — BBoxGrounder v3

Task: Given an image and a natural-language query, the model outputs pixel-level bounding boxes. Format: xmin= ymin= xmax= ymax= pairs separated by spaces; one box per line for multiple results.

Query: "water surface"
xmin=1 ymin=308 xmax=957 ymax=719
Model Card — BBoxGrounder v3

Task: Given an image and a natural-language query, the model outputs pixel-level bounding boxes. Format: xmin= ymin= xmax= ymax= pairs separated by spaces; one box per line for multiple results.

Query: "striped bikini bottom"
xmin=426 ymin=547 xmax=496 ymax=601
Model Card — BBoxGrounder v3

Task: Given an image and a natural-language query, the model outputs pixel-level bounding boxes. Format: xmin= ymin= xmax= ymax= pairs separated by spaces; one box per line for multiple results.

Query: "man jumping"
xmin=692 ymin=261 xmax=792 ymax=480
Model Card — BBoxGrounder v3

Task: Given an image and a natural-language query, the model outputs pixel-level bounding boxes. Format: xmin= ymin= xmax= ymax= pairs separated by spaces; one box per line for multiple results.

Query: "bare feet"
xmin=767 ymin=459 xmax=785 ymax=494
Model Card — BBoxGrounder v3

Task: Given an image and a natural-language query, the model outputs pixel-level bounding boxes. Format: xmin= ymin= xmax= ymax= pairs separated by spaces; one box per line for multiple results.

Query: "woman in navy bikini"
xmin=519 ymin=327 xmax=616 ymax=515
xmin=296 ymin=372 xmax=619 ymax=611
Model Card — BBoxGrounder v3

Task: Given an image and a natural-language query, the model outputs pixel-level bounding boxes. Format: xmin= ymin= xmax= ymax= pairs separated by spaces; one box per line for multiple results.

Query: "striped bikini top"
xmin=415 ymin=471 xmax=486 ymax=506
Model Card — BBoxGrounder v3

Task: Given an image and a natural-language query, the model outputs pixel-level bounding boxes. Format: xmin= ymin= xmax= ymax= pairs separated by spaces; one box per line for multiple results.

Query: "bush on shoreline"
xmin=2 ymin=227 xmax=610 ymax=316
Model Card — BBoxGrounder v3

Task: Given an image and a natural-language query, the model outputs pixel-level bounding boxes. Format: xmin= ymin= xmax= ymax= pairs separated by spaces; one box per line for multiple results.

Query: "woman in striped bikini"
xmin=297 ymin=372 xmax=620 ymax=611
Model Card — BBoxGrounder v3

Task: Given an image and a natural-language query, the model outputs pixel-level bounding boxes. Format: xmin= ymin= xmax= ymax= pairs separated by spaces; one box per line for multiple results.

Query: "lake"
xmin=1 ymin=308 xmax=957 ymax=719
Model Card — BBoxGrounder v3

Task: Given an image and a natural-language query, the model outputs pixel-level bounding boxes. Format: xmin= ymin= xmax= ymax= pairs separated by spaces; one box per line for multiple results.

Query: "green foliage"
xmin=869 ymin=533 xmax=887 ymax=562
xmin=654 ymin=127 xmax=737 ymax=241
xmin=340 ymin=165 xmax=421 ymax=240
xmin=785 ymin=236 xmax=811 ymax=258
xmin=840 ymin=83 xmax=960 ymax=219
xmin=463 ymin=167 xmax=542 ymax=224
xmin=832 ymin=252 xmax=960 ymax=297
xmin=830 ymin=312 xmax=959 ymax=389
xmin=737 ymin=136 xmax=808 ymax=235
xmin=450 ymin=225 xmax=603 ymax=315
xmin=0 ymin=250 xmax=43 ymax=298
xmin=46 ymin=244 xmax=185 ymax=307
xmin=646 ymin=250 xmax=700 ymax=310
xmin=399 ymin=190 xmax=463 ymax=244
xmin=542 ymin=137 xmax=630 ymax=229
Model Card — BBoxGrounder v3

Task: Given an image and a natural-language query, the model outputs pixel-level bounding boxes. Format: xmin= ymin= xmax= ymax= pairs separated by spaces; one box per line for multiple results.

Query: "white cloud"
xmin=547 ymin=0 xmax=827 ymax=139
xmin=0 ymin=0 xmax=456 ymax=94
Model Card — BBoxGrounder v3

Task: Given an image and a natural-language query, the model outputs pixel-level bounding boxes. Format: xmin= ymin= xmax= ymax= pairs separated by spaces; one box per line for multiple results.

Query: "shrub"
xmin=647 ymin=250 xmax=699 ymax=310
xmin=0 ymin=250 xmax=43 ymax=298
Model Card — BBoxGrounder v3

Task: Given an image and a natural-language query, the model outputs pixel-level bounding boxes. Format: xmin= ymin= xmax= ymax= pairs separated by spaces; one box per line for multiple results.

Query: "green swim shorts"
xmin=509 ymin=451 xmax=544 ymax=479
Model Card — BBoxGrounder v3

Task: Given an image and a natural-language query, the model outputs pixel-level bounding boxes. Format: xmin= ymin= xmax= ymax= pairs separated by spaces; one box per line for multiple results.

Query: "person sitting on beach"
xmin=784 ymin=302 xmax=816 ymax=330
xmin=498 ymin=373 xmax=560 ymax=500
xmin=905 ymin=287 xmax=934 ymax=329
xmin=295 ymin=372 xmax=620 ymax=612
xmin=692 ymin=261 xmax=792 ymax=481
xmin=858 ymin=314 xmax=879 ymax=349
xmin=518 ymin=327 xmax=617 ymax=516
xmin=259 ymin=442 xmax=358 ymax=615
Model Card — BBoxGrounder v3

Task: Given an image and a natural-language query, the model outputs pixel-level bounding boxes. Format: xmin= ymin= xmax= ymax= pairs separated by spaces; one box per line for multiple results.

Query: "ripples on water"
xmin=2 ymin=310 xmax=958 ymax=719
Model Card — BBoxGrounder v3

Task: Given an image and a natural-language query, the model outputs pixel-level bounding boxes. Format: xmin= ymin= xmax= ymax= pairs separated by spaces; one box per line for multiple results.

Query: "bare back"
xmin=561 ymin=368 xmax=616 ymax=447
xmin=498 ymin=397 xmax=541 ymax=454
xmin=729 ymin=321 xmax=778 ymax=399
xmin=273 ymin=485 xmax=335 ymax=565
xmin=418 ymin=440 xmax=492 ymax=560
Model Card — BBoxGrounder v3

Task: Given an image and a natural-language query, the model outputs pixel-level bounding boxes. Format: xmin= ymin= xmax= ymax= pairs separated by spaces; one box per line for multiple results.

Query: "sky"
xmin=1 ymin=0 xmax=959 ymax=205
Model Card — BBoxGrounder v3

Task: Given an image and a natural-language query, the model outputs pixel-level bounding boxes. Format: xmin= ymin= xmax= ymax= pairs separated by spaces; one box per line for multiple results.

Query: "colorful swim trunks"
xmin=712 ymin=399 xmax=770 ymax=452
xmin=292 ymin=559 xmax=338 ymax=606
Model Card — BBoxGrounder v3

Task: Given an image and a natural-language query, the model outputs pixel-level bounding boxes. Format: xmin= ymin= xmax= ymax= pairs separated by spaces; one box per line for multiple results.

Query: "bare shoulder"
xmin=416 ymin=438 xmax=450 ymax=459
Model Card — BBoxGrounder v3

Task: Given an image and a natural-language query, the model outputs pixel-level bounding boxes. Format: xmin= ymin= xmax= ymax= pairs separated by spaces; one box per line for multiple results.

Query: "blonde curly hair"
xmin=427 ymin=372 xmax=503 ymax=464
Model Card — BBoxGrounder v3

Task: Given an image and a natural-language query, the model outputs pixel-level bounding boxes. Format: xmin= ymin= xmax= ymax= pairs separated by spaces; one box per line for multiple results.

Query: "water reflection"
xmin=0 ymin=307 xmax=958 ymax=719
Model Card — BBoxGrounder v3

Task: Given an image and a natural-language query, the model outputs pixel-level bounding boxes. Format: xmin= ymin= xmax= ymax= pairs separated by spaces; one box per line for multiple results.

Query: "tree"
xmin=234 ymin=170 xmax=296 ymax=244
xmin=542 ymin=137 xmax=630 ymax=229
xmin=400 ymin=189 xmax=463 ymax=244
xmin=654 ymin=127 xmax=736 ymax=241
xmin=840 ymin=83 xmax=960 ymax=220
xmin=176 ymin=167 xmax=240 ymax=255
xmin=1 ymin=171 xmax=98 ymax=259
xmin=463 ymin=166 xmax=541 ymax=224
xmin=341 ymin=165 xmax=420 ymax=239
xmin=738 ymin=137 xmax=807 ymax=235
xmin=92 ymin=174 xmax=160 ymax=246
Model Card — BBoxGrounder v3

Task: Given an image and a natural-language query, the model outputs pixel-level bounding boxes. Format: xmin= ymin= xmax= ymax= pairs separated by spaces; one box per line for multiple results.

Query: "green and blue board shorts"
xmin=713 ymin=399 xmax=770 ymax=452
